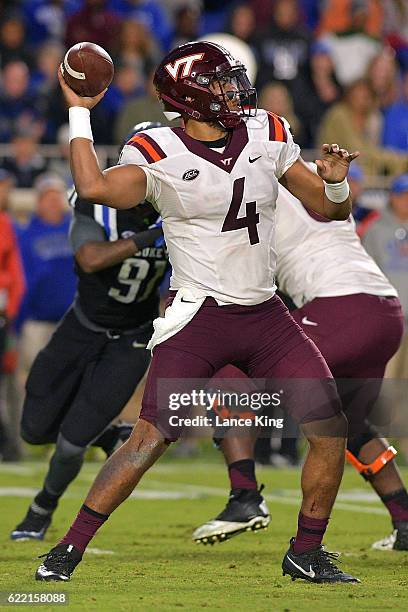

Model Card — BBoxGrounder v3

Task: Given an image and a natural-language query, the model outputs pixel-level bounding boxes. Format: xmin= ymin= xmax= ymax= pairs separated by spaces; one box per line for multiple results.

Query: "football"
xmin=61 ymin=41 xmax=114 ymax=97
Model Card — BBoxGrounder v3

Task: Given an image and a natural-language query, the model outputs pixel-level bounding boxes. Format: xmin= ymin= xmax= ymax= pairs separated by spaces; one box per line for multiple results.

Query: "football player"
xmin=193 ymin=183 xmax=408 ymax=557
xmin=36 ymin=41 xmax=360 ymax=583
xmin=11 ymin=123 xmax=167 ymax=542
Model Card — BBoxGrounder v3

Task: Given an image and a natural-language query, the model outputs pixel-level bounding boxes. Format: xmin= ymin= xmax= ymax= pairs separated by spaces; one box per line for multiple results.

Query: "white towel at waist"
xmin=147 ymin=287 xmax=206 ymax=352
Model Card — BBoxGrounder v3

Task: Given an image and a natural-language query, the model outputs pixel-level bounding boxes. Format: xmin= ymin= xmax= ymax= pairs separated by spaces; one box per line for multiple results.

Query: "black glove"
xmin=131 ymin=227 xmax=164 ymax=251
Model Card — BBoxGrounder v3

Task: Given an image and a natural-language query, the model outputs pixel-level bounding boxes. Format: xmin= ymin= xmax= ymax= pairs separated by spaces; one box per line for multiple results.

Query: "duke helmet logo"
xmin=183 ymin=169 xmax=200 ymax=181
xmin=164 ymin=53 xmax=205 ymax=81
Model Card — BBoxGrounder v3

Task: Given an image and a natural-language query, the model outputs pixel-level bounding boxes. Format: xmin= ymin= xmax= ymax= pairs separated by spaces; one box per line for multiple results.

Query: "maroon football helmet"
xmin=153 ymin=41 xmax=257 ymax=129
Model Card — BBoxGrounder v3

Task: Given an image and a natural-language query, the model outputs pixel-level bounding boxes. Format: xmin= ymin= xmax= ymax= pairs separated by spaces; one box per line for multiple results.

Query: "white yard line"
xmin=0 ymin=487 xmax=40 ymax=497
xmin=86 ymin=547 xmax=115 ymax=555
xmin=0 ymin=464 xmax=38 ymax=475
xmin=0 ymin=484 xmax=388 ymax=515
xmin=130 ymin=490 xmax=200 ymax=500
xmin=143 ymin=481 xmax=388 ymax=515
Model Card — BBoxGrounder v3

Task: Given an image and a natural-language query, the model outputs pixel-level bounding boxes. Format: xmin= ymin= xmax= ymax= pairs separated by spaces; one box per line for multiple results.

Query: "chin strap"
xmin=346 ymin=446 xmax=397 ymax=480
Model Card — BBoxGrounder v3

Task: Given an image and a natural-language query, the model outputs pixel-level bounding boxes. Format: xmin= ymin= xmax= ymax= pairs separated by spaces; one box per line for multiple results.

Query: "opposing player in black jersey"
xmin=11 ymin=123 xmax=167 ymax=541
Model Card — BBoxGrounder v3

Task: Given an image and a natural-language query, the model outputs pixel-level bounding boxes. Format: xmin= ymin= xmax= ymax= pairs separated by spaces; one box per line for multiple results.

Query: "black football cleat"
xmin=193 ymin=485 xmax=270 ymax=545
xmin=372 ymin=522 xmax=408 ymax=551
xmin=282 ymin=538 xmax=360 ymax=584
xmin=11 ymin=507 xmax=52 ymax=541
xmin=35 ymin=544 xmax=82 ymax=581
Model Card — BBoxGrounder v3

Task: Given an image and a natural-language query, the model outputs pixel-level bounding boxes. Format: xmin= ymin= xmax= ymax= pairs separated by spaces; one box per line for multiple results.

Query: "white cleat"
xmin=193 ymin=486 xmax=271 ymax=545
xmin=193 ymin=515 xmax=270 ymax=545
xmin=372 ymin=523 xmax=408 ymax=551
xmin=372 ymin=531 xmax=397 ymax=551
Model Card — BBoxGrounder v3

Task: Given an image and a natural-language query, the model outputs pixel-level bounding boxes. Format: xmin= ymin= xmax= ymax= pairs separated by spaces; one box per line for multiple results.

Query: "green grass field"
xmin=1 ymin=450 xmax=408 ymax=611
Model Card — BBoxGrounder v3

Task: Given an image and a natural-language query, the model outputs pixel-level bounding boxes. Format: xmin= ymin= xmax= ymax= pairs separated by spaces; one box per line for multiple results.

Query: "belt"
xmin=72 ymin=302 xmax=152 ymax=338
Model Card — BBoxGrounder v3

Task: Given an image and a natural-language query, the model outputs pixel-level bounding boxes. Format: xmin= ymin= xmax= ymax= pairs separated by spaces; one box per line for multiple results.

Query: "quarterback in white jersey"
xmin=119 ymin=110 xmax=299 ymax=305
xmin=35 ymin=41 xmax=362 ymax=585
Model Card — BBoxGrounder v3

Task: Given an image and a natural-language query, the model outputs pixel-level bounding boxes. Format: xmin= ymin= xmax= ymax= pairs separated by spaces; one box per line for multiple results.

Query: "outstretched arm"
xmin=70 ymin=212 xmax=163 ymax=273
xmin=58 ymin=68 xmax=147 ymax=209
xmin=280 ymin=144 xmax=359 ymax=221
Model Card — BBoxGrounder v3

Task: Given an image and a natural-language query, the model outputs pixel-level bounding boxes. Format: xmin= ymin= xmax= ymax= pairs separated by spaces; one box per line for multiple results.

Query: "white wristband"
xmin=323 ymin=178 xmax=350 ymax=203
xmin=69 ymin=107 xmax=93 ymax=143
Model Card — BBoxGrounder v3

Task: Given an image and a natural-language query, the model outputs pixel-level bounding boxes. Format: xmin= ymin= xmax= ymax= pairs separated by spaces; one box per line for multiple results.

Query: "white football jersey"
xmin=275 ymin=187 xmax=397 ymax=307
xmin=119 ymin=109 xmax=300 ymax=305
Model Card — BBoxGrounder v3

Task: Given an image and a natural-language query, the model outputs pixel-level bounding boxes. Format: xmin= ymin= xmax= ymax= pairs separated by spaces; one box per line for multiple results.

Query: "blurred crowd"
xmin=0 ymin=0 xmax=405 ymax=171
xmin=0 ymin=0 xmax=408 ymax=460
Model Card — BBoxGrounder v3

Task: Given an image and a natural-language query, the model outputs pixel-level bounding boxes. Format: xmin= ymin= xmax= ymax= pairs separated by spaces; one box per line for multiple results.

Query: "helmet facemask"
xmin=158 ymin=66 xmax=257 ymax=128
xmin=204 ymin=64 xmax=257 ymax=128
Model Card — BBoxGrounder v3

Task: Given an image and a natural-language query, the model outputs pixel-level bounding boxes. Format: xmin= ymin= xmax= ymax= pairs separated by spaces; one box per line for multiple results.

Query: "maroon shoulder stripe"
xmin=126 ymin=133 xmax=167 ymax=163
xmin=267 ymin=112 xmax=288 ymax=143
xmin=276 ymin=115 xmax=288 ymax=143
xmin=141 ymin=133 xmax=167 ymax=160
xmin=127 ymin=138 xmax=156 ymax=163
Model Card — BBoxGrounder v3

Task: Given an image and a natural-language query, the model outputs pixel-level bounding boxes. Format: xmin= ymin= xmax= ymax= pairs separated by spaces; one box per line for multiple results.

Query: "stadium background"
xmin=0 ymin=1 xmax=407 ymax=608
xmin=1 ymin=0 xmax=407 ymax=463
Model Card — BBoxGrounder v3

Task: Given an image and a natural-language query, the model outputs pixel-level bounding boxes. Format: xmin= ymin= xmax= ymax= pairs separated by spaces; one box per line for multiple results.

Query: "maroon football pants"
xmin=140 ymin=295 xmax=342 ymax=440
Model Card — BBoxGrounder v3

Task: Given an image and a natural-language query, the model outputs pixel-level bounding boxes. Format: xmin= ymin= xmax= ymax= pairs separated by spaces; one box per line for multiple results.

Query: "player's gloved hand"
xmin=149 ymin=217 xmax=165 ymax=248
xmin=58 ymin=66 xmax=107 ymax=110
xmin=315 ymin=144 xmax=360 ymax=183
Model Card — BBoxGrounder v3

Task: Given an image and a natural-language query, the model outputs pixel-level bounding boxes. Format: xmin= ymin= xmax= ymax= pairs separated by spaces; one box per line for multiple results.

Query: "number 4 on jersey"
xmin=222 ymin=177 xmax=260 ymax=245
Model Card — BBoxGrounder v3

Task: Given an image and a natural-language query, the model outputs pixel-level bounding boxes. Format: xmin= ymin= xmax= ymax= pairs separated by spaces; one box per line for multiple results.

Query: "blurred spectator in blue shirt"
xmin=65 ymin=0 xmax=121 ymax=53
xmin=30 ymin=40 xmax=64 ymax=142
xmin=111 ymin=0 xmax=171 ymax=51
xmin=15 ymin=174 xmax=76 ymax=375
xmin=0 ymin=61 xmax=45 ymax=142
xmin=16 ymin=174 xmax=76 ymax=335
xmin=2 ymin=132 xmax=47 ymax=188
xmin=382 ymin=71 xmax=408 ymax=153
xmin=23 ymin=0 xmax=80 ymax=46
xmin=362 ymin=174 xmax=408 ymax=319
xmin=30 ymin=40 xmax=63 ymax=96
xmin=0 ymin=13 xmax=33 ymax=69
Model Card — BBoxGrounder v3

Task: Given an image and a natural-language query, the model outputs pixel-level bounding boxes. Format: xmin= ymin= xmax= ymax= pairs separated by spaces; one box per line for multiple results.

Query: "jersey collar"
xmin=171 ymin=122 xmax=249 ymax=173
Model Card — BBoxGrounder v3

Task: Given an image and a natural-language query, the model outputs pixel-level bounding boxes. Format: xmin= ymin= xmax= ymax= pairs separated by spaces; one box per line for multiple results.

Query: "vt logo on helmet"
xmin=164 ymin=53 xmax=205 ymax=81
xmin=154 ymin=41 xmax=257 ymax=129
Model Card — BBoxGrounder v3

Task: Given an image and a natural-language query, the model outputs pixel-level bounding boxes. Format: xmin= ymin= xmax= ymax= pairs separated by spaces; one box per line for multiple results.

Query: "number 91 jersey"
xmin=119 ymin=109 xmax=300 ymax=306
xmin=71 ymin=194 xmax=168 ymax=330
